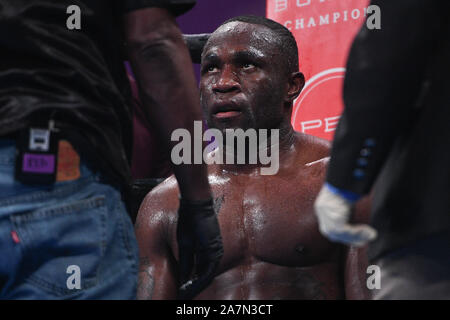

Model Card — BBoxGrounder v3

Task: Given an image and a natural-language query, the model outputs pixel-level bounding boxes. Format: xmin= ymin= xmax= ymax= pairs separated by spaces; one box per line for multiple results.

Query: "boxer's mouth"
xmin=214 ymin=110 xmax=242 ymax=119
xmin=212 ymin=103 xmax=243 ymax=119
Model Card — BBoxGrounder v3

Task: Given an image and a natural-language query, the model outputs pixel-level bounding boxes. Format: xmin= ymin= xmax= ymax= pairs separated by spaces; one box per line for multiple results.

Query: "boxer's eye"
xmin=204 ymin=65 xmax=218 ymax=73
xmin=242 ymin=63 xmax=255 ymax=70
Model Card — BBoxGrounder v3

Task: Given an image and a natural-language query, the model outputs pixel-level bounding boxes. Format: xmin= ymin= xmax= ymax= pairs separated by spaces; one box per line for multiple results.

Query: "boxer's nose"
xmin=212 ymin=65 xmax=240 ymax=94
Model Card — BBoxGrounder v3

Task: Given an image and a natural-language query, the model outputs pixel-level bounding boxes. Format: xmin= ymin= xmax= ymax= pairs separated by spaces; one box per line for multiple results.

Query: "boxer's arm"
xmin=124 ymin=8 xmax=211 ymax=202
xmin=344 ymin=246 xmax=370 ymax=300
xmin=135 ymin=191 xmax=178 ymax=300
xmin=343 ymin=196 xmax=372 ymax=299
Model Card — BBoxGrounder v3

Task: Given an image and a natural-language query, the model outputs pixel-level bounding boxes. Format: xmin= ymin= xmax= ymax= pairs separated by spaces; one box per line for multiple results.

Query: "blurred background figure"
xmin=314 ymin=0 xmax=450 ymax=299
xmin=0 ymin=0 xmax=222 ymax=299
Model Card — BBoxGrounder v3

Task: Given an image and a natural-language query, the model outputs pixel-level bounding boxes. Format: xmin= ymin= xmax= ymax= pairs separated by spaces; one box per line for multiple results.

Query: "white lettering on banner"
xmin=283 ymin=7 xmax=370 ymax=31
xmin=351 ymin=8 xmax=361 ymax=19
xmin=319 ymin=14 xmax=329 ymax=25
xmin=301 ymin=116 xmax=340 ymax=134
xmin=297 ymin=0 xmax=311 ymax=7
xmin=301 ymin=119 xmax=322 ymax=133
xmin=285 ymin=20 xmax=292 ymax=29
xmin=274 ymin=0 xmax=335 ymax=14
xmin=275 ymin=0 xmax=288 ymax=12
xmin=324 ymin=116 xmax=340 ymax=132
xmin=333 ymin=12 xmax=340 ymax=23
xmin=297 ymin=0 xmax=329 ymax=7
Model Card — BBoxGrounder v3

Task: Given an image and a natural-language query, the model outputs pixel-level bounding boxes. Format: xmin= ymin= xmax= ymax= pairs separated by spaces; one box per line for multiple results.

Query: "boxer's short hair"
xmin=219 ymin=15 xmax=299 ymax=75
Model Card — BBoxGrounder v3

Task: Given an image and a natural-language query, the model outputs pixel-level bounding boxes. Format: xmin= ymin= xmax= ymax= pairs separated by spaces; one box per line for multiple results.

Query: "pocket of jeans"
xmin=10 ymin=195 xmax=107 ymax=297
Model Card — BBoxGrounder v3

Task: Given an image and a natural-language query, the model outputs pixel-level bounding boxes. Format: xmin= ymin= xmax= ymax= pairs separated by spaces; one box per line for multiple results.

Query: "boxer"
xmin=135 ymin=15 xmax=371 ymax=300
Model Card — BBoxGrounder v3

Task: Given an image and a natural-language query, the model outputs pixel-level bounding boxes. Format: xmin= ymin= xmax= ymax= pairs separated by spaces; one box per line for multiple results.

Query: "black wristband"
xmin=179 ymin=197 xmax=214 ymax=208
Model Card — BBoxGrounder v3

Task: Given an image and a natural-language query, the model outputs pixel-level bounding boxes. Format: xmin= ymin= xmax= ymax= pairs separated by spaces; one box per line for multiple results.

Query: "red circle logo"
xmin=292 ymin=68 xmax=345 ymax=141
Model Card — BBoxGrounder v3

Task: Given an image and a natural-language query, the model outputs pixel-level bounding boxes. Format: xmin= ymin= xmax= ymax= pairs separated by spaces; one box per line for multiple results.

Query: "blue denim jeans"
xmin=0 ymin=139 xmax=139 ymax=299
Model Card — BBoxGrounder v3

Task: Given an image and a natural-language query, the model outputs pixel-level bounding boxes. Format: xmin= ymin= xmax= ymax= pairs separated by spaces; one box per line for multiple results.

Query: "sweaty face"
xmin=200 ymin=22 xmax=288 ymax=133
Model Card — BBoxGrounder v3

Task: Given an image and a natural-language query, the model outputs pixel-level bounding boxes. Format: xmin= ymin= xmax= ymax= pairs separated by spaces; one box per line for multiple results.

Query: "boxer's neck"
xmin=219 ymin=123 xmax=296 ymax=175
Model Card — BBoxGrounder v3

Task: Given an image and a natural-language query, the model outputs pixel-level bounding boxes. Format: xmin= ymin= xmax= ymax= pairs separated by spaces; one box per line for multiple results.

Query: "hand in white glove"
xmin=314 ymin=183 xmax=377 ymax=247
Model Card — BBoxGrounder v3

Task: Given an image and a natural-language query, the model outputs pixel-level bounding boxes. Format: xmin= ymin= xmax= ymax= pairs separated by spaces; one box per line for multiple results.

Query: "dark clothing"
xmin=373 ymin=231 xmax=450 ymax=300
xmin=0 ymin=0 xmax=195 ymax=188
xmin=326 ymin=0 xmax=450 ymax=261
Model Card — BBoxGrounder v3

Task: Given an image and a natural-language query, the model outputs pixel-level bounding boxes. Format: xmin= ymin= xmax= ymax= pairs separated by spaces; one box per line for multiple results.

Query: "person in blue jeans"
xmin=0 ymin=139 xmax=139 ymax=299
xmin=0 ymin=0 xmax=223 ymax=299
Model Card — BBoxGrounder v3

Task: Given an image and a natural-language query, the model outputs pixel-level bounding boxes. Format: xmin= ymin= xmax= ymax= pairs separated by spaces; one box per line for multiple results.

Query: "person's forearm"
xmin=126 ymin=9 xmax=211 ymax=201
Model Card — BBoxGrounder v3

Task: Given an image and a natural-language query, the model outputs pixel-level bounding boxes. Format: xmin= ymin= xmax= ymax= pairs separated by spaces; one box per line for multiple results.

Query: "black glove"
xmin=176 ymin=197 xmax=224 ymax=300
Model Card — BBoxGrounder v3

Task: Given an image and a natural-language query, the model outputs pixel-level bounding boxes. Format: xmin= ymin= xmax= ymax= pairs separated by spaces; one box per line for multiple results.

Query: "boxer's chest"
xmin=212 ymin=173 xmax=340 ymax=270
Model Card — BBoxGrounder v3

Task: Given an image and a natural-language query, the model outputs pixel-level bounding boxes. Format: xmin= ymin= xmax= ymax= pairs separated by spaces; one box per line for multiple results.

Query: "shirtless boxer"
xmin=135 ymin=15 xmax=370 ymax=300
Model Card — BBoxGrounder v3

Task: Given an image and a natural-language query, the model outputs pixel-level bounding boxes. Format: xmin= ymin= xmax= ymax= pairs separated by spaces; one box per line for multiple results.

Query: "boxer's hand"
xmin=314 ymin=184 xmax=377 ymax=247
xmin=176 ymin=198 xmax=223 ymax=300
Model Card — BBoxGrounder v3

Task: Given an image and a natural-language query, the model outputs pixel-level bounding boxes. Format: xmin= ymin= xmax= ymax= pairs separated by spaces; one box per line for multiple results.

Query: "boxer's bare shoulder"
xmin=135 ymin=176 xmax=179 ymax=235
xmin=291 ymin=132 xmax=330 ymax=179
xmin=135 ymin=176 xmax=181 ymax=300
xmin=296 ymin=132 xmax=330 ymax=159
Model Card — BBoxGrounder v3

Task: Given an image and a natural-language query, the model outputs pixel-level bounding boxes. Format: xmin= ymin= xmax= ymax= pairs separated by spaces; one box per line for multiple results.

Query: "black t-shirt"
xmin=0 ymin=0 xmax=195 ymax=188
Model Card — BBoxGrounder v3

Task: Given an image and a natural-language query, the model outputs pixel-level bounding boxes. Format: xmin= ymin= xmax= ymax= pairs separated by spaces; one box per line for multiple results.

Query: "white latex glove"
xmin=314 ymin=184 xmax=377 ymax=247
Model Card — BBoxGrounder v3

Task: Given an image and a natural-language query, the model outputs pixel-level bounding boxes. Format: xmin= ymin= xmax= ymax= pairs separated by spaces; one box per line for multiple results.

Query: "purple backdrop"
xmin=177 ymin=0 xmax=266 ymax=33
xmin=126 ymin=0 xmax=266 ymax=78
xmin=176 ymin=0 xmax=266 ymax=80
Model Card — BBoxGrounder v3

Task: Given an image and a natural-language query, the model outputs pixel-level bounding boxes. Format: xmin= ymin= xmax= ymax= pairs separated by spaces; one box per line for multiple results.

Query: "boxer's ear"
xmin=285 ymin=72 xmax=305 ymax=104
